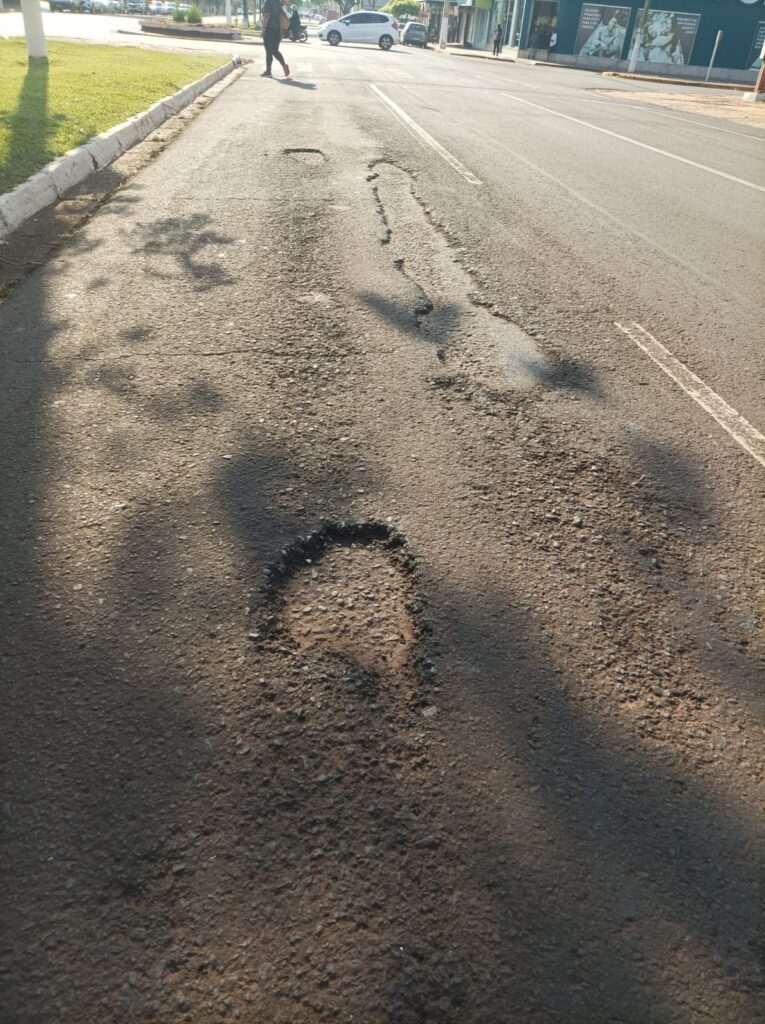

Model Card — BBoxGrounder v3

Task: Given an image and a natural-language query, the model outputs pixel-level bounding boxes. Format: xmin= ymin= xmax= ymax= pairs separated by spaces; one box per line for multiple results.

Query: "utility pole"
xmin=628 ymin=0 xmax=651 ymax=74
xmin=705 ymin=30 xmax=722 ymax=83
xmin=507 ymin=0 xmax=524 ymax=50
xmin=21 ymin=0 xmax=48 ymax=62
xmin=438 ymin=0 xmax=448 ymax=49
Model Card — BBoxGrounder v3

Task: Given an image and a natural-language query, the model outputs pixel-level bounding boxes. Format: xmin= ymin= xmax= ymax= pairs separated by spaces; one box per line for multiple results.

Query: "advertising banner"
xmin=748 ymin=21 xmax=765 ymax=68
xmin=628 ymin=9 xmax=701 ymax=66
xmin=574 ymin=5 xmax=630 ymax=59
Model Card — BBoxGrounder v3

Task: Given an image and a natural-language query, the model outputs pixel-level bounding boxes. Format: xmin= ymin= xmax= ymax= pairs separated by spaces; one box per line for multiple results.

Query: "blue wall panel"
xmin=521 ymin=0 xmax=764 ymax=68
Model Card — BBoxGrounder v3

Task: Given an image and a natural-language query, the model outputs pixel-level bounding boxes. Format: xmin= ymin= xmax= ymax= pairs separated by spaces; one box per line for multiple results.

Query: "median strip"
xmin=0 ymin=41 xmax=242 ymax=239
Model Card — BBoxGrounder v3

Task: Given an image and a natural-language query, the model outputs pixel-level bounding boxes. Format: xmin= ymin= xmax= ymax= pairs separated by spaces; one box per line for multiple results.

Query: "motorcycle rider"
xmin=288 ymin=6 xmax=302 ymax=41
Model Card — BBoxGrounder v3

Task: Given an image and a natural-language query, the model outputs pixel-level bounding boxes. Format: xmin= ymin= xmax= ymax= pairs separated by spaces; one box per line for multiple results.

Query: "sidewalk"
xmin=438 ymin=44 xmax=518 ymax=64
xmin=438 ymin=45 xmax=758 ymax=91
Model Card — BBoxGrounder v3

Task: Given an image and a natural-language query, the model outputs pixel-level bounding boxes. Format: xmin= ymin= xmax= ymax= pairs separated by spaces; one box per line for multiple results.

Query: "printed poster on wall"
xmin=628 ymin=9 xmax=701 ymax=66
xmin=748 ymin=21 xmax=765 ymax=68
xmin=574 ymin=5 xmax=630 ymax=59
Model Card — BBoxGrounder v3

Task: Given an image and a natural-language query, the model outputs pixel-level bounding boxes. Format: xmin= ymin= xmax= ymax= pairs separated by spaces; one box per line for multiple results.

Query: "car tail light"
xmin=392 ymin=20 xmax=399 ymax=29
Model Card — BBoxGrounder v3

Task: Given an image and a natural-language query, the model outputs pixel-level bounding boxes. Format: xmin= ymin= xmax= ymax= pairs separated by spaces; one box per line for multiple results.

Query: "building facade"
xmin=455 ymin=0 xmax=764 ymax=77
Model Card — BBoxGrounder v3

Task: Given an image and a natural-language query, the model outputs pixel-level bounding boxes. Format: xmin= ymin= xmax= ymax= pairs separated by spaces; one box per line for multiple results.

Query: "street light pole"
xmin=507 ymin=0 xmax=524 ymax=50
xmin=21 ymin=0 xmax=48 ymax=62
xmin=628 ymin=0 xmax=651 ymax=74
xmin=438 ymin=0 xmax=448 ymax=49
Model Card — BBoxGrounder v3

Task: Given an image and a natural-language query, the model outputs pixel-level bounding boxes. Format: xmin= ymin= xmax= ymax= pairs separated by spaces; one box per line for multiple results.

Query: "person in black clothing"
xmin=528 ymin=26 xmax=541 ymax=59
xmin=289 ymin=6 xmax=301 ymax=41
xmin=261 ymin=0 xmax=290 ymax=78
xmin=492 ymin=23 xmax=503 ymax=57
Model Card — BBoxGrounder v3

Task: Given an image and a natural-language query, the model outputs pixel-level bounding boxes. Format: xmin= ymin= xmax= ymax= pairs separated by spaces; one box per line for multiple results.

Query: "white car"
xmin=318 ymin=10 xmax=399 ymax=50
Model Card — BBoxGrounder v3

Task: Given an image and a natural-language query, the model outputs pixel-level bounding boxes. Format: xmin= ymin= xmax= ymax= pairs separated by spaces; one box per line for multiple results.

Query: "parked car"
xmin=49 ymin=0 xmax=94 ymax=9
xmin=318 ymin=10 xmax=399 ymax=49
xmin=400 ymin=21 xmax=427 ymax=47
xmin=146 ymin=0 xmax=164 ymax=13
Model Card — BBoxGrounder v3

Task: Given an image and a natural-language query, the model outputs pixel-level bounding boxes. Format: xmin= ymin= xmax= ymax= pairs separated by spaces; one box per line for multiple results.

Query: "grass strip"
xmin=0 ymin=39 xmax=226 ymax=194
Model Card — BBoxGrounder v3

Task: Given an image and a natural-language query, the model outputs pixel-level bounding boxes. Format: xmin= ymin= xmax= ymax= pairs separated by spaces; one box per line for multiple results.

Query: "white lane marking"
xmin=615 ymin=322 xmax=765 ymax=468
xmin=476 ymin=123 xmax=758 ymax=312
xmin=486 ymin=78 xmax=765 ymax=142
xmin=606 ymin=101 xmax=765 ymax=143
xmin=369 ymin=83 xmax=482 ymax=185
xmin=500 ymin=92 xmax=765 ymax=193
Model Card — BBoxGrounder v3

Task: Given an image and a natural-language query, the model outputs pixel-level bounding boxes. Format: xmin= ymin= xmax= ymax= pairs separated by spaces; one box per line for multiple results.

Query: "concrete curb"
xmin=602 ymin=71 xmax=751 ymax=92
xmin=0 ymin=58 xmax=241 ymax=240
xmin=433 ymin=48 xmax=517 ymax=64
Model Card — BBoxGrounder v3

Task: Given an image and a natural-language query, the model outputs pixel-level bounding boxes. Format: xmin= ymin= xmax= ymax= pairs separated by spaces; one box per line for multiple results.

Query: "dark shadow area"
xmin=209 ymin=433 xmax=764 ymax=1022
xmin=628 ymin=436 xmax=708 ymax=521
xmin=426 ymin=570 xmax=764 ymax=1022
xmin=85 ymin=363 xmax=225 ymax=424
xmin=524 ymin=350 xmax=604 ymax=397
xmin=3 ymin=343 xmax=762 ymax=1021
xmin=0 ymin=59 xmax=57 ymax=195
xmin=359 ymin=290 xmax=462 ymax=344
xmin=120 ymin=325 xmax=152 ymax=345
xmin=133 ymin=213 xmax=236 ymax=291
xmin=278 ymin=80 xmax=318 ymax=90
xmin=319 ymin=43 xmax=414 ymax=54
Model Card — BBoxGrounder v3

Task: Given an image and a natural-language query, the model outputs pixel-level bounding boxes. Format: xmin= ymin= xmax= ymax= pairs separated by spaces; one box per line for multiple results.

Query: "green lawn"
xmin=0 ymin=40 xmax=227 ymax=194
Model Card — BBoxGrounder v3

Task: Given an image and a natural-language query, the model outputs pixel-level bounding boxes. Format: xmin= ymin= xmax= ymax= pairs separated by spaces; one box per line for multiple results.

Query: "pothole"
xmin=253 ymin=522 xmax=426 ymax=695
xmin=283 ymin=148 xmax=327 ymax=166
xmin=371 ymin=162 xmax=551 ymax=392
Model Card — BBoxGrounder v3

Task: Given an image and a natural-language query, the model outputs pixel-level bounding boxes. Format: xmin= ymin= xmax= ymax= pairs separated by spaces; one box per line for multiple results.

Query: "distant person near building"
xmin=528 ymin=27 xmax=542 ymax=60
xmin=548 ymin=27 xmax=557 ymax=59
xmin=493 ymin=23 xmax=504 ymax=57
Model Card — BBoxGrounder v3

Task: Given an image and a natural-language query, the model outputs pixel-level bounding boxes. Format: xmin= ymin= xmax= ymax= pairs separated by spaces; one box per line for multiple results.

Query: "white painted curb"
xmin=0 ymin=58 xmax=240 ymax=240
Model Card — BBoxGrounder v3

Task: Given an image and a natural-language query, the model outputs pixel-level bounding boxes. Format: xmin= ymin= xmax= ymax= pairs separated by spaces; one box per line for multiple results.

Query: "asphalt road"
xmin=2 ymin=31 xmax=764 ymax=1024
xmin=6 ymin=13 xmax=762 ymax=420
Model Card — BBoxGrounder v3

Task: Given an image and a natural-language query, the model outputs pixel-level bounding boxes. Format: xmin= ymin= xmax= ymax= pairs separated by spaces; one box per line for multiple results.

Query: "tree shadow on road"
xmin=132 ymin=212 xmax=237 ymax=291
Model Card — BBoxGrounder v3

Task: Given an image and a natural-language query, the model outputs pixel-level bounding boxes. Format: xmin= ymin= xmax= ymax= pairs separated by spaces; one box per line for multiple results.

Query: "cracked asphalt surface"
xmin=1 ymin=41 xmax=764 ymax=1024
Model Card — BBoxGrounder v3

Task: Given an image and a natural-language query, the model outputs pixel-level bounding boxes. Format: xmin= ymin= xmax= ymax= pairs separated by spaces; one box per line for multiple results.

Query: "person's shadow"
xmin=279 ymin=79 xmax=318 ymax=90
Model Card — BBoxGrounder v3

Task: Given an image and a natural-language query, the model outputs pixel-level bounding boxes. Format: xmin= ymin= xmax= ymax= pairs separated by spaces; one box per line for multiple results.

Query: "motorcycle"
xmin=283 ymin=25 xmax=308 ymax=42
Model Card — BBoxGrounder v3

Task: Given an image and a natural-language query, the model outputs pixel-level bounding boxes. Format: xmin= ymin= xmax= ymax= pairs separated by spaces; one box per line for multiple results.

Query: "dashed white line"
xmin=499 ymin=92 xmax=765 ymax=193
xmin=606 ymin=101 xmax=765 ymax=143
xmin=369 ymin=83 xmax=482 ymax=185
xmin=615 ymin=322 xmax=765 ymax=467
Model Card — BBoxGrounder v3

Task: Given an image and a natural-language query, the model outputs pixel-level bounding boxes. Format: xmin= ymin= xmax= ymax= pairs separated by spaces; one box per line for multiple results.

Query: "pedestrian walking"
xmin=261 ymin=0 xmax=290 ymax=78
xmin=547 ymin=27 xmax=557 ymax=59
xmin=492 ymin=23 xmax=504 ymax=57
xmin=528 ymin=27 xmax=541 ymax=60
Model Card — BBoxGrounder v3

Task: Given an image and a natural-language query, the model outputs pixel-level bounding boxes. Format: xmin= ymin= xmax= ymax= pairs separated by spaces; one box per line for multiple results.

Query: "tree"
xmin=338 ymin=0 xmax=356 ymax=13
xmin=381 ymin=0 xmax=421 ymax=20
